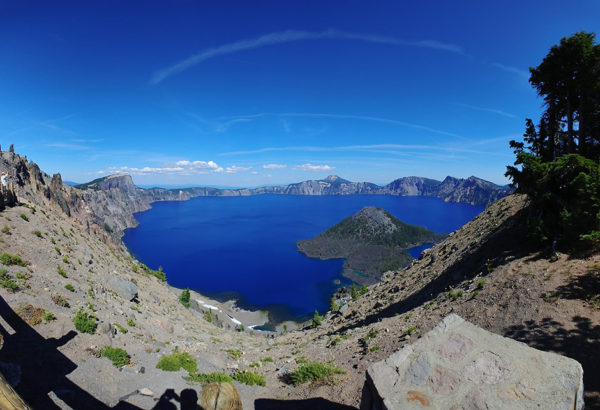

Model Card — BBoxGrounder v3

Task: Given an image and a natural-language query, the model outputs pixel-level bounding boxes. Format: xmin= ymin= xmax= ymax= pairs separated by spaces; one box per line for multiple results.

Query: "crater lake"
xmin=123 ymin=195 xmax=483 ymax=323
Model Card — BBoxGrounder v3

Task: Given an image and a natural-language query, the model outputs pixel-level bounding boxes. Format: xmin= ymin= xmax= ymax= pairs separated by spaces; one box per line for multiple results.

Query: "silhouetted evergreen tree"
xmin=506 ymin=32 xmax=600 ymax=249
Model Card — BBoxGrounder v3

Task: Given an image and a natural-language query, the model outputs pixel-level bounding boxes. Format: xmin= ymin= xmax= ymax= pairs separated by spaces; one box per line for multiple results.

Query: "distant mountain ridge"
xmin=75 ymin=173 xmax=510 ymax=208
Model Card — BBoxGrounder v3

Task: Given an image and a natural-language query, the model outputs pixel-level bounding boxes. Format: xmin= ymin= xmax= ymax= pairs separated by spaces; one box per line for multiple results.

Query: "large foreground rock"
xmin=363 ymin=314 xmax=583 ymax=409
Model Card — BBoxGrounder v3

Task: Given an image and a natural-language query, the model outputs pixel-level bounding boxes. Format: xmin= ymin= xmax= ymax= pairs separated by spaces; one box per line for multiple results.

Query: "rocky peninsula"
xmin=297 ymin=206 xmax=445 ymax=284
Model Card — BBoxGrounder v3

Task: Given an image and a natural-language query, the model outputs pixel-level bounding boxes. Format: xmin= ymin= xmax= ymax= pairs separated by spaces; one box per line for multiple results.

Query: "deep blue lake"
xmin=123 ymin=195 xmax=483 ymax=322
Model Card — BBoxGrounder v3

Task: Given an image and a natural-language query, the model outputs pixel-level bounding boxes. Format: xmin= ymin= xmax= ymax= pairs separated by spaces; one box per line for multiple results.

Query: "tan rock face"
xmin=437 ymin=334 xmax=474 ymax=363
xmin=200 ymin=382 xmax=242 ymax=410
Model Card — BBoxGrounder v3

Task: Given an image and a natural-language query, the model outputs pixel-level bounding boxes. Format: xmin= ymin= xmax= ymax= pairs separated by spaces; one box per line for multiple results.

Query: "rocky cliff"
xmin=380 ymin=175 xmax=510 ymax=205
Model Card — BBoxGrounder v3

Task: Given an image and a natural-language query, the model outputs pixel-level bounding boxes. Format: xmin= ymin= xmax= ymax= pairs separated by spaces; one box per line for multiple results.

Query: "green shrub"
xmin=139 ymin=263 xmax=166 ymax=281
xmin=184 ymin=372 xmax=232 ymax=384
xmin=262 ymin=357 xmax=274 ymax=363
xmin=52 ymin=294 xmax=69 ymax=308
xmin=360 ymin=284 xmax=368 ymax=295
xmin=329 ymin=296 xmax=340 ymax=312
xmin=311 ymin=310 xmax=323 ymax=328
xmin=62 ymin=256 xmax=69 ymax=264
xmin=0 ymin=269 xmax=18 ymax=292
xmin=0 ymin=253 xmax=26 ymax=266
xmin=101 ymin=346 xmax=130 ymax=367
xmin=365 ymin=345 xmax=381 ymax=354
xmin=448 ymin=289 xmax=463 ymax=301
xmin=43 ymin=311 xmax=56 ymax=322
xmin=405 ymin=326 xmax=418 ymax=336
xmin=226 ymin=349 xmax=242 ymax=360
xmin=1 ymin=226 xmax=10 ymax=235
xmin=73 ymin=310 xmax=97 ymax=334
xmin=156 ymin=350 xmax=197 ymax=373
xmin=476 ymin=279 xmax=486 ymax=290
xmin=290 ymin=361 xmax=345 ymax=386
xmin=34 ymin=230 xmax=42 ymax=238
xmin=179 ymin=288 xmax=190 ymax=308
xmin=65 ymin=284 xmax=75 ymax=292
xmin=233 ymin=370 xmax=266 ymax=386
xmin=351 ymin=283 xmax=359 ymax=300
xmin=126 ymin=318 xmax=135 ymax=327
xmin=113 ymin=323 xmax=127 ymax=334
xmin=203 ymin=309 xmax=213 ymax=322
xmin=54 ymin=246 xmax=61 ymax=254
xmin=19 ymin=214 xmax=28 ymax=222
xmin=57 ymin=265 xmax=67 ymax=278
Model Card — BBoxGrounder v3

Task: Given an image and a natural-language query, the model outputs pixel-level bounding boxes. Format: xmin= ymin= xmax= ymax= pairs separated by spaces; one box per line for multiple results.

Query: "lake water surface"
xmin=123 ymin=195 xmax=483 ymax=322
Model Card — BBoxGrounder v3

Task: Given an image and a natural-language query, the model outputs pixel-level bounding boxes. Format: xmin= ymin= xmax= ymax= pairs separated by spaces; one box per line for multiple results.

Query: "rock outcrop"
xmin=363 ymin=314 xmax=584 ymax=410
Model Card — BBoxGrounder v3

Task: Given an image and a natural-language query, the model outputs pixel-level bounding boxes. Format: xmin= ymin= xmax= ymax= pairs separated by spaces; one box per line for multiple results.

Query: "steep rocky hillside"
xmin=298 ymin=207 xmax=444 ymax=283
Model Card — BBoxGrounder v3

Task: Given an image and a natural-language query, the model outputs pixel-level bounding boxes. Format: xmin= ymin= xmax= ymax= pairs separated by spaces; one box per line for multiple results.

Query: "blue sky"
xmin=1 ymin=1 xmax=599 ymax=187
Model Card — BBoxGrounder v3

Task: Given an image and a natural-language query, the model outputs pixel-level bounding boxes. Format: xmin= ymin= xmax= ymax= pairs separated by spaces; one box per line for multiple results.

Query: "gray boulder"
xmin=103 ymin=275 xmax=138 ymax=301
xmin=363 ymin=314 xmax=584 ymax=410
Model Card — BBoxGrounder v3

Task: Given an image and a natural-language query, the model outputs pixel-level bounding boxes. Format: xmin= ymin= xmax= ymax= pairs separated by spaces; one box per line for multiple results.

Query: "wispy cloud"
xmin=221 ymin=143 xmax=493 ymax=157
xmin=217 ymin=112 xmax=465 ymax=139
xmin=150 ymin=29 xmax=465 ymax=84
xmin=293 ymin=163 xmax=335 ymax=171
xmin=492 ymin=63 xmax=529 ymax=79
xmin=262 ymin=164 xmax=287 ymax=169
xmin=225 ymin=165 xmax=252 ymax=174
xmin=45 ymin=142 xmax=90 ymax=151
xmin=457 ymin=103 xmax=516 ymax=119
xmin=5 ymin=113 xmax=77 ymax=137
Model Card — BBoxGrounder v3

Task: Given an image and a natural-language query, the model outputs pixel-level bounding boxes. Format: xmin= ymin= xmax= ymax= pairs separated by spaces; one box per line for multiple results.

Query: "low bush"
xmin=289 ymin=361 xmax=345 ymax=386
xmin=311 ymin=310 xmax=323 ymax=328
xmin=52 ymin=294 xmax=70 ymax=308
xmin=156 ymin=350 xmax=197 ymax=373
xmin=226 ymin=349 xmax=242 ymax=360
xmin=0 ymin=253 xmax=26 ymax=266
xmin=34 ymin=230 xmax=42 ymax=238
xmin=179 ymin=288 xmax=190 ymax=308
xmin=19 ymin=213 xmax=28 ymax=222
xmin=184 ymin=372 xmax=232 ymax=384
xmin=365 ymin=345 xmax=381 ymax=354
xmin=126 ymin=318 xmax=135 ymax=327
xmin=73 ymin=310 xmax=97 ymax=334
xmin=43 ymin=311 xmax=56 ymax=322
xmin=233 ymin=370 xmax=266 ymax=386
xmin=65 ymin=284 xmax=75 ymax=292
xmin=16 ymin=303 xmax=44 ymax=326
xmin=0 ymin=269 xmax=18 ymax=292
xmin=57 ymin=265 xmax=67 ymax=278
xmin=101 ymin=346 xmax=130 ymax=367
xmin=1 ymin=226 xmax=10 ymax=235
xmin=113 ymin=322 xmax=127 ymax=334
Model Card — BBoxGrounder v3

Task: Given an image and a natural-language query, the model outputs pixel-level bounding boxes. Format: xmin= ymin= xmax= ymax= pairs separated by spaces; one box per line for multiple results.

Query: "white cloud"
xmin=293 ymin=163 xmax=335 ymax=171
xmin=457 ymin=103 xmax=516 ymax=119
xmin=99 ymin=159 xmax=225 ymax=176
xmin=262 ymin=164 xmax=287 ymax=169
xmin=150 ymin=29 xmax=465 ymax=84
xmin=217 ymin=112 xmax=465 ymax=140
xmin=225 ymin=165 xmax=252 ymax=174
xmin=492 ymin=63 xmax=529 ymax=79
xmin=174 ymin=160 xmax=220 ymax=169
